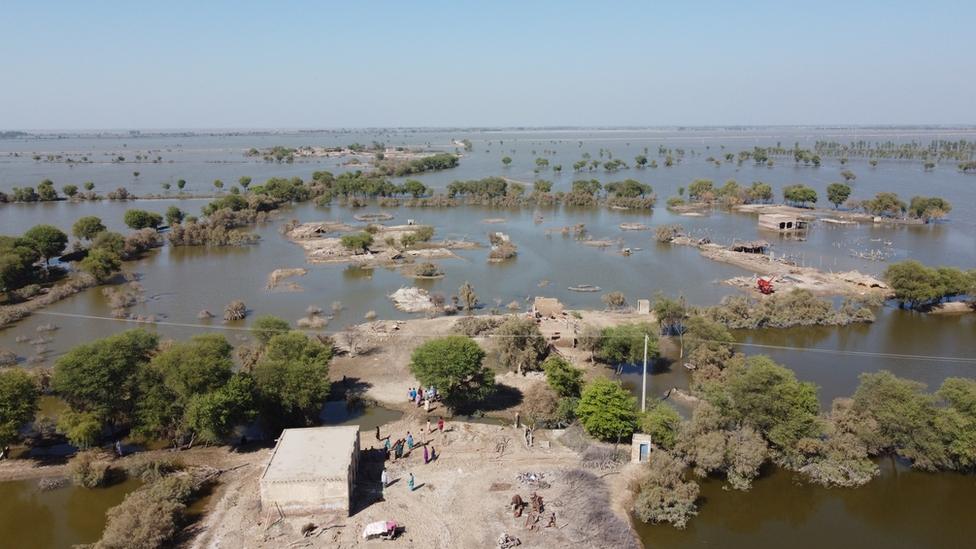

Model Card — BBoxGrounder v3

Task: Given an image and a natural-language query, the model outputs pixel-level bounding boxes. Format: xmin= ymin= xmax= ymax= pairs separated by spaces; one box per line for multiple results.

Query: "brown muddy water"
xmin=0 ymin=478 xmax=140 ymax=549
xmin=2 ymin=128 xmax=975 ymax=547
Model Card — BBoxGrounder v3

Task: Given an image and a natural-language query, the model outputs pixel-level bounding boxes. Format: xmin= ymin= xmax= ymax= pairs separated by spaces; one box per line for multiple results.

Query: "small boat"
xmin=568 ymin=284 xmax=601 ymax=292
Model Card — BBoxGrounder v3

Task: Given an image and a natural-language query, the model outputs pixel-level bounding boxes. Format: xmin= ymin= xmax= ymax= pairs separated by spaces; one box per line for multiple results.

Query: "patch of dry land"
xmin=285 ymin=222 xmax=477 ymax=266
xmin=670 ymin=236 xmax=891 ymax=298
xmin=190 ymin=419 xmax=641 ymax=549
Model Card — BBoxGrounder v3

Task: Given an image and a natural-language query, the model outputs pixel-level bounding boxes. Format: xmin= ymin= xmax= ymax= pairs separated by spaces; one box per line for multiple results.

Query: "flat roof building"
xmin=758 ymin=213 xmax=810 ymax=232
xmin=260 ymin=425 xmax=360 ymax=516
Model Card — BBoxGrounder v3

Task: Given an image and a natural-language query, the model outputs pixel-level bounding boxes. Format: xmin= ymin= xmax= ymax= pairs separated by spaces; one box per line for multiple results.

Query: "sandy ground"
xmin=189 ymin=419 xmax=641 ymax=549
xmin=670 ymin=236 xmax=891 ymax=298
xmin=330 ymin=311 xmax=660 ymax=412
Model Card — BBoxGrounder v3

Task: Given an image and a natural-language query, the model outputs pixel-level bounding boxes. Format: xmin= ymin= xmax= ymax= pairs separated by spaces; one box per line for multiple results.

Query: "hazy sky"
xmin=2 ymin=1 xmax=973 ymax=129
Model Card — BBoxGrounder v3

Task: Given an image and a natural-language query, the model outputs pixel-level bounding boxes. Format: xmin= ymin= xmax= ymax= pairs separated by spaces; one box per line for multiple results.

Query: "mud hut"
xmin=758 ymin=214 xmax=809 ymax=232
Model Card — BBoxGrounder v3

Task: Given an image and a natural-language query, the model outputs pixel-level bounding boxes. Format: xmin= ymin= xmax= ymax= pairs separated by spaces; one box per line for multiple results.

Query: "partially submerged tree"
xmin=0 ymin=369 xmax=38 ymax=447
xmin=72 ymin=216 xmax=106 ymax=241
xmin=634 ymin=451 xmax=700 ymax=529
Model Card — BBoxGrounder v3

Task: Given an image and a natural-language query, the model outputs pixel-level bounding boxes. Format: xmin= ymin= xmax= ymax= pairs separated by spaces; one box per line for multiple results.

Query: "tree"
xmin=53 ymin=330 xmax=159 ymax=430
xmin=635 ymin=154 xmax=648 ymax=168
xmin=576 ymin=378 xmax=638 ymax=441
xmin=493 ymin=317 xmax=547 ymax=374
xmin=826 ymin=182 xmax=851 ymax=208
xmin=0 ymin=236 xmax=40 ymax=292
xmin=652 ymin=293 xmax=687 ymax=336
xmin=213 ymin=179 xmax=224 ymax=191
xmin=865 ymin=192 xmax=906 ymax=217
xmin=501 ymin=156 xmax=512 ymax=167
xmin=596 ymin=323 xmax=658 ymax=365
xmin=748 ymin=181 xmax=773 ymax=203
xmin=83 ymin=181 xmax=95 ymax=191
xmin=253 ymin=332 xmax=332 ymax=426
xmin=238 ymin=176 xmax=252 ymax=190
xmin=634 ymin=451 xmax=700 ymax=528
xmin=23 ymin=224 xmax=68 ymax=264
xmin=90 ymin=231 xmax=126 ymax=258
xmin=841 ymin=169 xmax=856 ymax=183
xmin=881 ymin=260 xmax=971 ymax=309
xmin=782 ymin=184 xmax=817 ymax=207
xmin=702 ymin=355 xmax=820 ymax=460
xmin=908 ymin=196 xmax=952 ymax=222
xmin=687 ymin=179 xmax=714 ymax=201
xmin=639 ymin=401 xmax=681 ymax=449
xmin=164 ymin=206 xmax=185 ymax=226
xmin=533 ymin=180 xmax=552 ymax=193
xmin=409 ymin=335 xmax=494 ymax=411
xmin=252 ymin=315 xmax=291 ymax=346
xmin=79 ymin=248 xmax=121 ymax=282
xmin=177 ymin=179 xmax=186 ymax=191
xmin=852 ymin=371 xmax=945 ymax=470
xmin=37 ymin=179 xmax=59 ymax=201
xmin=339 ymin=232 xmax=373 ymax=253
xmin=136 ymin=334 xmax=255 ymax=444
xmin=72 ymin=216 xmax=106 ymax=241
xmin=124 ymin=209 xmax=163 ymax=230
xmin=400 ymin=179 xmax=428 ymax=198
xmin=62 ymin=184 xmax=79 ymax=198
xmin=0 ymin=369 xmax=38 ymax=446
xmin=542 ymin=355 xmax=583 ymax=397
xmin=458 ymin=281 xmax=478 ymax=311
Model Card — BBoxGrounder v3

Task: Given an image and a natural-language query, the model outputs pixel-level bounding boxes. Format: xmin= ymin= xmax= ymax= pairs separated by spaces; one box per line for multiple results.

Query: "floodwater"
xmin=0 ymin=478 xmax=140 ymax=549
xmin=635 ymin=459 xmax=976 ymax=548
xmin=2 ymin=128 xmax=975 ymax=547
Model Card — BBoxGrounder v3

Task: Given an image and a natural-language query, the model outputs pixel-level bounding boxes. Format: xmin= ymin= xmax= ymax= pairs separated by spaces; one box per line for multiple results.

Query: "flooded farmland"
xmin=2 ymin=127 xmax=975 ymax=547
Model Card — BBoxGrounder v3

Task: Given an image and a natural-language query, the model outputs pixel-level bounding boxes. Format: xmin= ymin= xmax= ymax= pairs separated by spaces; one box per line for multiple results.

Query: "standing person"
xmin=406 ymin=432 xmax=414 ymax=450
xmin=384 ymin=437 xmax=391 ymax=458
xmin=375 ymin=425 xmax=381 ymax=440
xmin=415 ymin=391 xmax=422 ymax=407
xmin=424 ymin=397 xmax=431 ymax=413
xmin=381 ymin=467 xmax=389 ymax=489
xmin=426 ymin=419 xmax=431 ymax=433
xmin=429 ymin=446 xmax=436 ymax=462
xmin=408 ymin=387 xmax=413 ymax=402
xmin=115 ymin=440 xmax=123 ymax=457
xmin=423 ymin=445 xmax=429 ymax=464
xmin=437 ymin=416 xmax=445 ymax=432
xmin=407 ymin=472 xmax=415 ymax=492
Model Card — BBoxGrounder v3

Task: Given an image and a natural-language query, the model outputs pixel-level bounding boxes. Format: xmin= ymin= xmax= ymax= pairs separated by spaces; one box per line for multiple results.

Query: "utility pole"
xmin=641 ymin=334 xmax=648 ymax=412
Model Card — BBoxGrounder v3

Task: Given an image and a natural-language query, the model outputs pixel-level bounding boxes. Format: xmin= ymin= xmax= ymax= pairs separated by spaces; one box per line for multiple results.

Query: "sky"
xmin=1 ymin=0 xmax=973 ymax=129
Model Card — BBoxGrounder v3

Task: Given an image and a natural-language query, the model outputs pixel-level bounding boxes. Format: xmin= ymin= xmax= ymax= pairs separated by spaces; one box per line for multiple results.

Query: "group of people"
xmin=407 ymin=385 xmax=438 ymax=411
xmin=378 ymin=415 xmax=449 ymax=495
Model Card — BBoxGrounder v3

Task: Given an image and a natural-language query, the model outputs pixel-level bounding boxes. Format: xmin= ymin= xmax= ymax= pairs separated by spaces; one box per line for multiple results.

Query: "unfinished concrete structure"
xmin=758 ymin=213 xmax=809 ymax=232
xmin=260 ymin=426 xmax=360 ymax=516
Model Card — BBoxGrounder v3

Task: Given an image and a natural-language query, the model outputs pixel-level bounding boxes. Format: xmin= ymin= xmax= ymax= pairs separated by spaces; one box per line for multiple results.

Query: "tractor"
xmin=757 ymin=277 xmax=775 ymax=295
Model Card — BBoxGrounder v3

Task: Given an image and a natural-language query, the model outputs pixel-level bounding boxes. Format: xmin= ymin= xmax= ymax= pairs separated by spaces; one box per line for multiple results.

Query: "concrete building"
xmin=758 ymin=213 xmax=809 ymax=232
xmin=260 ymin=426 xmax=360 ymax=516
xmin=631 ymin=434 xmax=654 ymax=463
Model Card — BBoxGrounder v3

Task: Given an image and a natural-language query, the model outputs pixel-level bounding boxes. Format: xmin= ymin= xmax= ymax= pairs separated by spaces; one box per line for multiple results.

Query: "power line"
xmin=30 ymin=310 xmax=976 ymax=365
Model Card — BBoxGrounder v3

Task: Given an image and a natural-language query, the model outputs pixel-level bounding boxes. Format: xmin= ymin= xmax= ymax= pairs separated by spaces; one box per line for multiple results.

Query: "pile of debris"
xmin=389 ymin=287 xmax=435 ymax=312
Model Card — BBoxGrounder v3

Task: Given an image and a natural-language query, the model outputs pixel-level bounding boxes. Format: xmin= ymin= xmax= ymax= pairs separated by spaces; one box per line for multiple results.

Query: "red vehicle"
xmin=757 ymin=277 xmax=774 ymax=294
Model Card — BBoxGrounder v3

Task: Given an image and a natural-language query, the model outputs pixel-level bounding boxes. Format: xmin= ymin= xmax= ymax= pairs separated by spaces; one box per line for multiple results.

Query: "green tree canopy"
xmin=826 ymin=183 xmax=852 ymax=208
xmin=409 ymin=335 xmax=494 ymax=411
xmin=542 ymin=355 xmax=583 ymax=398
xmin=79 ymin=248 xmax=121 ymax=282
xmin=253 ymin=332 xmax=332 ymax=426
xmin=72 ymin=216 xmax=106 ymax=241
xmin=0 ymin=369 xmax=39 ymax=446
xmin=251 ymin=315 xmax=291 ymax=346
xmin=123 ymin=209 xmax=163 ymax=230
xmin=53 ymin=329 xmax=159 ymax=428
xmin=23 ymin=224 xmax=68 ymax=264
xmin=596 ymin=323 xmax=658 ymax=365
xmin=576 ymin=378 xmax=638 ymax=441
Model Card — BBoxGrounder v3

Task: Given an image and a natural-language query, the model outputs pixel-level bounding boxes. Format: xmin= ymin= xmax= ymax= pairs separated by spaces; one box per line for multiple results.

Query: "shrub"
xmin=96 ymin=475 xmax=196 ymax=549
xmin=68 ymin=450 xmax=113 ymax=488
xmin=634 ymin=451 xmax=700 ymax=528
xmin=542 ymin=355 xmax=583 ymax=398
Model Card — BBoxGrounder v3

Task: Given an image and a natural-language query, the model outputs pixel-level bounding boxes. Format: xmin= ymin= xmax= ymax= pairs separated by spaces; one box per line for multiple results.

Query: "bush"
xmin=654 ymin=224 xmax=683 ymax=243
xmin=340 ymin=232 xmax=373 ymax=252
xmin=492 ymin=316 xmax=547 ymax=373
xmin=595 ymin=323 xmax=657 ymax=365
xmin=453 ymin=316 xmax=502 ymax=336
xmin=96 ymin=475 xmax=196 ymax=549
xmin=639 ymin=402 xmax=681 ymax=450
xmin=123 ymin=455 xmax=185 ymax=483
xmin=634 ymin=451 xmax=700 ymax=528
xmin=68 ymin=450 xmax=114 ymax=488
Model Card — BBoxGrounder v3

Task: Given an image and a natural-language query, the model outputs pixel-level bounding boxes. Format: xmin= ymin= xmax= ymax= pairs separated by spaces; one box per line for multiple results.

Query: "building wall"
xmin=260 ymin=435 xmax=360 ymax=516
